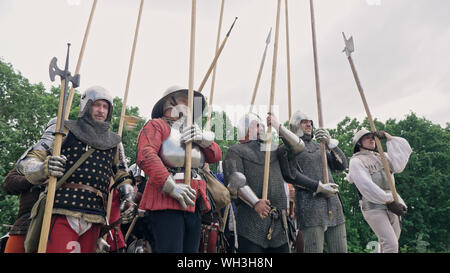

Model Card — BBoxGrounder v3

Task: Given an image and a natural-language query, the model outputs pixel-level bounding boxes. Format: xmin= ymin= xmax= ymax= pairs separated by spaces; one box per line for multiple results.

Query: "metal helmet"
xmin=151 ymin=85 xmax=205 ymax=121
xmin=79 ymin=86 xmax=114 ymax=122
xmin=237 ymin=112 xmax=265 ymax=141
xmin=128 ymin=163 xmax=144 ymax=178
xmin=289 ymin=110 xmax=314 ymax=137
xmin=352 ymin=128 xmax=373 ymax=153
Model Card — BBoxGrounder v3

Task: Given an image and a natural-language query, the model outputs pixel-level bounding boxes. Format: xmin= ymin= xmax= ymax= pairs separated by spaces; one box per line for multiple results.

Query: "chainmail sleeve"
xmin=222 ymin=147 xmax=245 ymax=188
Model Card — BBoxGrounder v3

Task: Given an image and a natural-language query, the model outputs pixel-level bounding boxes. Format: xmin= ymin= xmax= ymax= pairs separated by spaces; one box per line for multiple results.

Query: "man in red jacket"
xmin=136 ymin=86 xmax=222 ymax=253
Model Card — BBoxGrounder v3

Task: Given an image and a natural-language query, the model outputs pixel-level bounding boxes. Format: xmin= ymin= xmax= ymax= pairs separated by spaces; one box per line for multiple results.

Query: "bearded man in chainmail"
xmin=16 ymin=86 xmax=135 ymax=253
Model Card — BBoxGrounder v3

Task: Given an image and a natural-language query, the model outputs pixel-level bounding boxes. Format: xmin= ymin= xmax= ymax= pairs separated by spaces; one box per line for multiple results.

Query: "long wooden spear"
xmin=284 ymin=0 xmax=292 ymax=118
xmin=342 ymin=32 xmax=399 ymax=202
xmin=39 ymin=44 xmax=80 ymax=253
xmin=199 ymin=16 xmax=237 ymax=132
xmin=309 ymin=0 xmax=333 ymax=220
xmin=205 ymin=0 xmax=225 ymax=130
xmin=197 ymin=17 xmax=237 ymax=94
xmin=262 ymin=0 xmax=282 ymax=200
xmin=64 ymin=0 xmax=98 ymax=120
xmin=249 ymin=27 xmax=272 ymax=113
xmin=106 ymin=0 xmax=144 ymax=242
xmin=117 ymin=0 xmax=144 ymax=137
xmin=185 ymin=0 xmax=197 ymax=186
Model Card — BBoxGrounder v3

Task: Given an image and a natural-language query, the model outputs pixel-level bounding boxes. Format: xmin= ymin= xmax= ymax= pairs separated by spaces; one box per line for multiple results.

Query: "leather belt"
xmin=64 ymin=183 xmax=108 ymax=206
xmin=173 ymin=172 xmax=202 ymax=181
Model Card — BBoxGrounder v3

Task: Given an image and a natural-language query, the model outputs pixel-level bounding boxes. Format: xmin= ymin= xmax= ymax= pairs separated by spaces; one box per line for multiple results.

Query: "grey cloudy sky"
xmin=1 ymin=0 xmax=449 ymax=129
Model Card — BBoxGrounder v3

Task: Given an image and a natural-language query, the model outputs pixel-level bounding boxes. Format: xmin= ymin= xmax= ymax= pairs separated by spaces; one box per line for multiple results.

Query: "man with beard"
xmin=16 ymin=86 xmax=134 ymax=253
xmin=222 ymin=112 xmax=305 ymax=253
xmin=286 ymin=110 xmax=348 ymax=253
xmin=136 ymin=86 xmax=222 ymax=253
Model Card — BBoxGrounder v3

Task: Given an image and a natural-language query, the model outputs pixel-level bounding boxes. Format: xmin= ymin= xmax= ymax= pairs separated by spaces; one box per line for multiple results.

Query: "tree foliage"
xmin=0 ymin=59 xmax=145 ymax=235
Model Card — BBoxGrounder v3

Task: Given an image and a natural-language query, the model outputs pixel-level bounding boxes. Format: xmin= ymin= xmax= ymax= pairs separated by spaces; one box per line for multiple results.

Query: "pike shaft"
xmin=309 ymin=0 xmax=332 ymax=220
xmin=346 ymin=55 xmax=399 ymax=201
xmin=206 ymin=0 xmax=225 ymax=130
xmin=185 ymin=0 xmax=197 ymax=185
xmin=262 ymin=0 xmax=281 ymax=200
xmin=64 ymin=0 xmax=98 ymax=120
xmin=249 ymin=28 xmax=271 ymax=113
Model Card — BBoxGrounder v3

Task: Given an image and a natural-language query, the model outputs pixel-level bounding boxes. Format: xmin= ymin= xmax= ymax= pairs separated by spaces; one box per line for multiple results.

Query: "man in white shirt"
xmin=346 ymin=129 xmax=412 ymax=253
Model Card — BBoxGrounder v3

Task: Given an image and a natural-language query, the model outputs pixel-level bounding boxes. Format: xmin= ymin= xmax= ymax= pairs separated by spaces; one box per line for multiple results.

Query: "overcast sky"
xmin=1 ymin=0 xmax=449 ymax=130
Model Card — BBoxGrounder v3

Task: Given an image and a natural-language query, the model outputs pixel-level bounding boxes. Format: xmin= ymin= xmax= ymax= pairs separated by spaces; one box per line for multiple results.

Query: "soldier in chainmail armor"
xmin=285 ymin=110 xmax=348 ymax=253
xmin=16 ymin=86 xmax=135 ymax=253
xmin=223 ymin=113 xmax=306 ymax=253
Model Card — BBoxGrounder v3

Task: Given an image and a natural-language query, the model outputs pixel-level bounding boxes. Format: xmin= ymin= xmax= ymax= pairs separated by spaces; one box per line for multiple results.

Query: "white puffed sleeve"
xmin=385 ymin=136 xmax=413 ymax=173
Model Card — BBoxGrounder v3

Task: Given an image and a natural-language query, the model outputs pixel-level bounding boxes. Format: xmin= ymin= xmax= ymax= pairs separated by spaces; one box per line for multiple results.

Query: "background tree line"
xmin=1 ymin=58 xmax=448 ymax=252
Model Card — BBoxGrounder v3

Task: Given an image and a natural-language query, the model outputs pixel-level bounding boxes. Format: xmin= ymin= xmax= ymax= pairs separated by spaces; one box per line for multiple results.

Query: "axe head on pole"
xmin=48 ymin=46 xmax=81 ymax=88
xmin=342 ymin=32 xmax=354 ymax=57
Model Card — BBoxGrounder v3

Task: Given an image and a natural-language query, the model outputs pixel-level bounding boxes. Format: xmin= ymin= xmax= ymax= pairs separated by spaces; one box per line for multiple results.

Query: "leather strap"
xmin=63 ymin=183 xmax=107 ymax=203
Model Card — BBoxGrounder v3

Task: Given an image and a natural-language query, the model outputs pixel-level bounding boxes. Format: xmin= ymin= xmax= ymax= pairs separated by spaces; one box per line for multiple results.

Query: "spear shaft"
xmin=309 ymin=0 xmax=333 ymax=221
xmin=249 ymin=28 xmax=272 ymax=114
xmin=39 ymin=44 xmax=79 ymax=252
xmin=197 ymin=16 xmax=237 ymax=94
xmin=185 ymin=0 xmax=197 ymax=185
xmin=284 ymin=0 xmax=292 ymax=118
xmin=342 ymin=33 xmax=399 ymax=202
xmin=108 ymin=0 xmax=145 ymax=242
xmin=262 ymin=0 xmax=281 ymax=200
xmin=118 ymin=0 xmax=144 ymax=137
xmin=205 ymin=0 xmax=225 ymax=130
xmin=64 ymin=0 xmax=98 ymax=120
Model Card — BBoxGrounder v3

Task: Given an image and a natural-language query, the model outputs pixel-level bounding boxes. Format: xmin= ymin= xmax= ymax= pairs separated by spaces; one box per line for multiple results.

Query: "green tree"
xmin=0 ymin=59 xmax=144 ymax=235
xmin=0 ymin=59 xmax=59 ymax=234
xmin=109 ymin=97 xmax=146 ymax=166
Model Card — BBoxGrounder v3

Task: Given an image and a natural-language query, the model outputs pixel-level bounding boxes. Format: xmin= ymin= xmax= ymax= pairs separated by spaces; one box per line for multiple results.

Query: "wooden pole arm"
xmin=64 ymin=0 xmax=98 ymax=120
xmin=346 ymin=55 xmax=399 ymax=202
xmin=37 ymin=81 xmax=66 ymax=253
xmin=185 ymin=0 xmax=197 ymax=185
xmin=262 ymin=0 xmax=281 ymax=200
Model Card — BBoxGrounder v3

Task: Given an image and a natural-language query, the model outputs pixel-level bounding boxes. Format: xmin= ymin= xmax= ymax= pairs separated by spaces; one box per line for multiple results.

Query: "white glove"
xmin=315 ymin=128 xmax=339 ymax=149
xmin=181 ymin=124 xmax=214 ymax=148
xmin=316 ymin=181 xmax=339 ymax=198
xmin=162 ymin=175 xmax=196 ymax=209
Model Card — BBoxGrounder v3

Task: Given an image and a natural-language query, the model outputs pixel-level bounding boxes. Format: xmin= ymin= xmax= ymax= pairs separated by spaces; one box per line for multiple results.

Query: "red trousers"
xmin=46 ymin=215 xmax=101 ymax=253
xmin=4 ymin=235 xmax=25 ymax=253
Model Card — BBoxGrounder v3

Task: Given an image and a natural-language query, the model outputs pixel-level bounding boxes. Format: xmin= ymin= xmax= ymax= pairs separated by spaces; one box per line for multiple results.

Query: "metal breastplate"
xmin=370 ymin=169 xmax=390 ymax=191
xmin=361 ymin=169 xmax=391 ymax=211
xmin=159 ymin=124 xmax=205 ymax=168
